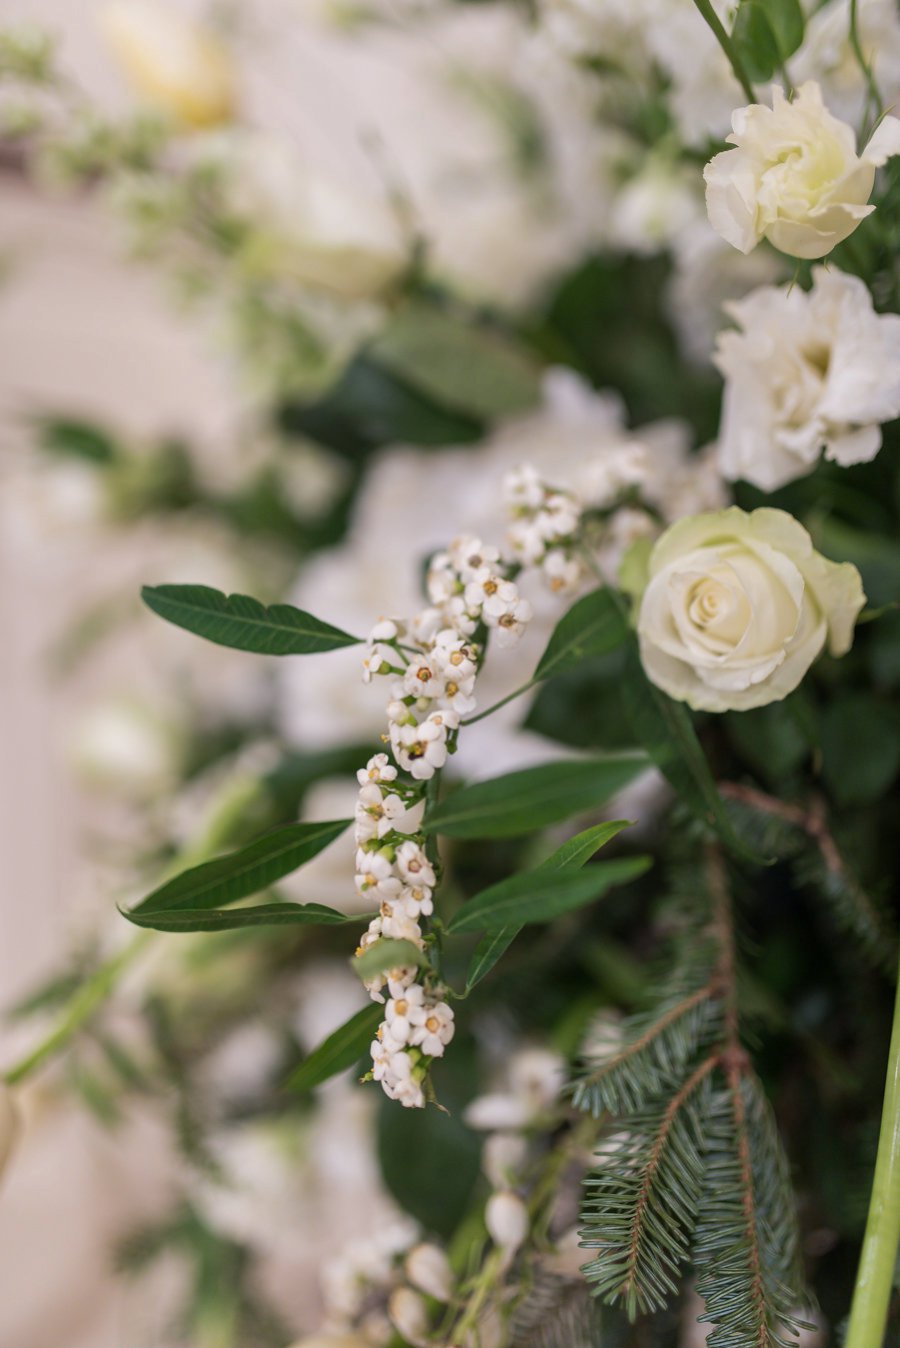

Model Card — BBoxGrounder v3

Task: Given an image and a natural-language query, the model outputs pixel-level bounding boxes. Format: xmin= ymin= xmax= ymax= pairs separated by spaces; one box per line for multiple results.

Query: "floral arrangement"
xmin=2 ymin=2 xmax=900 ymax=1347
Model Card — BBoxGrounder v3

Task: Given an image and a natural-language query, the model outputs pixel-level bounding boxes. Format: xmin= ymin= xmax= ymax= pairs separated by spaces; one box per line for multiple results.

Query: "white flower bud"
xmin=485 ymin=1190 xmax=528 ymax=1253
xmin=482 ymin=1131 xmax=528 ymax=1189
xmin=388 ymin=1286 xmax=429 ymax=1345
xmin=405 ymin=1241 xmax=453 ymax=1302
xmin=0 ymin=1084 xmax=20 ymax=1184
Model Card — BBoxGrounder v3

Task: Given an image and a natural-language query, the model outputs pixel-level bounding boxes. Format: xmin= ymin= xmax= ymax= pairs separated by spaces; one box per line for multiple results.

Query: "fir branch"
xmin=720 ymin=783 xmax=898 ymax=976
xmin=581 ymin=1054 xmax=717 ymax=1316
xmin=508 ymin=1272 xmax=604 ymax=1348
xmin=693 ymin=1081 xmax=805 ymax=1348
xmin=573 ymin=985 xmax=722 ymax=1117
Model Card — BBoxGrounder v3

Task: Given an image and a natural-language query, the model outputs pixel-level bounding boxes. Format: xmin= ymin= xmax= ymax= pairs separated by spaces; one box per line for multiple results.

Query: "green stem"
xmin=845 ymin=958 xmax=900 ymax=1348
xmin=461 ymin=678 xmax=538 ymax=727
xmin=850 ymin=0 xmax=883 ymax=134
xmin=3 ymin=772 xmax=265 ymax=1087
xmin=691 ymin=0 xmax=756 ymax=103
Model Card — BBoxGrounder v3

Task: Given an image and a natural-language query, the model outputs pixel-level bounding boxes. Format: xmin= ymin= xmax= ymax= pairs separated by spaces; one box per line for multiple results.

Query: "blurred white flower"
xmin=715 ymin=268 xmax=900 ymax=490
xmin=388 ymin=1287 xmax=429 ymax=1345
xmin=794 ymin=0 xmax=900 ymax=128
xmin=99 ymin=0 xmax=237 ymax=129
xmin=609 ymin=159 xmax=702 ymax=256
xmin=485 ymin=1190 xmax=529 ymax=1252
xmin=667 ymin=217 xmax=785 ymax=366
xmin=404 ymin=1242 xmax=453 ymax=1302
xmin=704 ymin=81 xmax=900 ymax=258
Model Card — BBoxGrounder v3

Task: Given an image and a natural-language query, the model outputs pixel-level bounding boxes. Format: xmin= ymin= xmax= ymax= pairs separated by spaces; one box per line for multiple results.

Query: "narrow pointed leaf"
xmin=287 ymin=1003 xmax=383 ymax=1093
xmin=353 ymin=938 xmax=427 ymax=981
xmin=466 ymin=926 xmax=521 ymax=992
xmin=123 ymin=902 xmax=356 ymax=933
xmin=534 ymin=588 xmax=629 ymax=683
xmin=621 ymin=646 xmax=769 ymax=865
xmin=449 ymin=856 xmax=651 ymax=934
xmin=463 ymin=821 xmax=633 ymax=990
xmin=424 ymin=754 xmax=648 ymax=840
xmin=125 ymin=819 xmax=351 ymax=921
xmin=142 ymin=584 xmax=361 ymax=655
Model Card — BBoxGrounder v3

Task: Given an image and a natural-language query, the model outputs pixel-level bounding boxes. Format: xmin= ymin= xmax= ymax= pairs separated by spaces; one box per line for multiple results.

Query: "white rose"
xmin=99 ymin=1 xmax=237 ymax=130
xmin=635 ymin=507 xmax=865 ymax=712
xmin=715 ymin=267 xmax=900 ymax=490
xmin=704 ymin=81 xmax=900 ymax=258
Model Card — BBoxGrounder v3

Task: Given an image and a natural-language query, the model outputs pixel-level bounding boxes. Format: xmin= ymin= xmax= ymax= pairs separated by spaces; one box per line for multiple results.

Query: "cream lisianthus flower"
xmin=99 ymin=1 xmax=236 ymax=129
xmin=704 ymin=81 xmax=900 ymax=258
xmin=635 ymin=507 xmax=865 ymax=712
xmin=715 ymin=267 xmax=900 ymax=490
xmin=0 ymin=1083 xmax=20 ymax=1184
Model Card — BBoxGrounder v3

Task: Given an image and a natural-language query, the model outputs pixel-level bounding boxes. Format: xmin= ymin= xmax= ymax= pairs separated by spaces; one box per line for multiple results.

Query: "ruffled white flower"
xmin=635 ymin=506 xmax=866 ymax=712
xmin=715 ymin=267 xmax=900 ymax=490
xmin=704 ymin=81 xmax=900 ymax=259
xmin=396 ymin=884 xmax=434 ymax=920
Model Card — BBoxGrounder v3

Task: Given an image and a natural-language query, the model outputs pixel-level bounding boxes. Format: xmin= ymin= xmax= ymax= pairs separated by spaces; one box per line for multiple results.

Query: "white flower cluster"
xmin=351 ymin=495 xmax=580 ymax=1108
xmin=503 ymin=466 xmax=584 ymax=593
xmin=317 ymin=1218 xmax=454 ymax=1346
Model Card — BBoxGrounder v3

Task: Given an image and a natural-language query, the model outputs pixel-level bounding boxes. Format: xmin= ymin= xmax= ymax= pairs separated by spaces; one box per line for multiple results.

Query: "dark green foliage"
xmin=424 ymin=754 xmax=649 ymax=839
xmin=581 ymin=1069 xmax=714 ymax=1316
xmin=142 ymin=584 xmax=361 ymax=655
xmin=287 ymin=1003 xmax=383 ymax=1093
xmin=125 ymin=818 xmax=351 ymax=923
xmin=533 ymin=588 xmax=630 ymax=683
xmin=508 ymin=1273 xmax=605 ymax=1348
xmin=574 ymin=992 xmax=722 ymax=1119
xmin=694 ymin=1080 xmax=806 ymax=1348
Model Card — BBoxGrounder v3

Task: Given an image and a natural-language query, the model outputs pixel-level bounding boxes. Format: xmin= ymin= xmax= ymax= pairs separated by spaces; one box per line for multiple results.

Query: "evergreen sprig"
xmin=575 ymin=850 xmax=808 ymax=1341
xmin=694 ymin=1077 xmax=806 ymax=1348
xmin=581 ymin=1057 xmax=716 ymax=1316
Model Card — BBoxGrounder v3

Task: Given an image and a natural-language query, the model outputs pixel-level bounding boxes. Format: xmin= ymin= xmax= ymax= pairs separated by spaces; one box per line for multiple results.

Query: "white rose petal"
xmin=636 ymin=507 xmax=865 ymax=712
xmin=704 ymin=81 xmax=900 ymax=258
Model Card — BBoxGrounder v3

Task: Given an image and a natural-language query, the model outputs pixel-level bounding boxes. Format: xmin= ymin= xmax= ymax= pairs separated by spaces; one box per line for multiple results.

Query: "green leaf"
xmin=449 ymin=855 xmax=651 ymax=934
xmin=732 ymin=0 xmax=804 ymax=81
xmin=377 ymin=1079 xmax=481 ymax=1237
xmin=465 ymin=926 xmax=521 ymax=992
xmin=141 ymin=585 xmax=361 ymax=656
xmin=38 ymin=416 xmax=120 ymax=464
xmin=352 ymin=939 xmax=427 ymax=981
xmin=533 ymin=588 xmax=629 ymax=683
xmin=369 ymin=305 xmax=541 ymax=421
xmin=538 ymin=819 xmax=634 ymax=871
xmin=123 ymin=901 xmax=355 ymax=933
xmin=463 ymin=822 xmax=631 ymax=990
xmin=424 ymin=754 xmax=648 ymax=840
xmin=821 ymin=693 xmax=900 ymax=807
xmin=621 ymin=646 xmax=769 ymax=864
xmin=286 ymin=1004 xmax=383 ymax=1092
xmin=125 ymin=819 xmax=351 ymax=920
